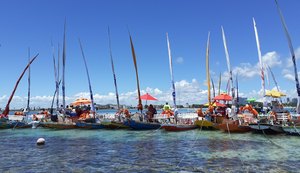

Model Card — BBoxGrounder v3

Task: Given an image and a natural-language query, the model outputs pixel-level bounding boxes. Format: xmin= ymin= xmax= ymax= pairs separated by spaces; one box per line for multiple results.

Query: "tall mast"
xmin=108 ymin=27 xmax=120 ymax=110
xmin=236 ymin=75 xmax=239 ymax=105
xmin=26 ymin=48 xmax=31 ymax=112
xmin=221 ymin=26 xmax=235 ymax=101
xmin=274 ymin=0 xmax=300 ymax=113
xmin=253 ymin=18 xmax=265 ymax=97
xmin=206 ymin=32 xmax=211 ymax=105
xmin=211 ymin=78 xmax=215 ymax=98
xmin=166 ymin=33 xmax=177 ymax=108
xmin=129 ymin=34 xmax=142 ymax=112
xmin=56 ymin=44 xmax=60 ymax=111
xmin=218 ymin=72 xmax=221 ymax=95
xmin=2 ymin=54 xmax=38 ymax=116
xmin=79 ymin=39 xmax=95 ymax=116
xmin=62 ymin=20 xmax=66 ymax=111
xmin=268 ymin=65 xmax=282 ymax=103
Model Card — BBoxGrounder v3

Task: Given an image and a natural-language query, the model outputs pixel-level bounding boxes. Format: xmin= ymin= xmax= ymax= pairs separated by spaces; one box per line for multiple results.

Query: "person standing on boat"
xmin=173 ymin=108 xmax=178 ymax=124
xmin=163 ymin=102 xmax=171 ymax=111
xmin=147 ymin=104 xmax=157 ymax=121
xmin=225 ymin=106 xmax=232 ymax=119
xmin=197 ymin=107 xmax=204 ymax=118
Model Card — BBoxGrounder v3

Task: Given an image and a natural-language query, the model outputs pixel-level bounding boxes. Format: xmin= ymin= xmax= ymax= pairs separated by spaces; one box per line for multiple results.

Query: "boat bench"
xmin=276 ymin=113 xmax=289 ymax=124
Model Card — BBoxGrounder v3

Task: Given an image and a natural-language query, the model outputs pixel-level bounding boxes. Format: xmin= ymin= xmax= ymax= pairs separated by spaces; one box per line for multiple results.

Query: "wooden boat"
xmin=40 ymin=122 xmax=77 ymax=129
xmin=248 ymin=122 xmax=278 ymax=134
xmin=270 ymin=124 xmax=285 ymax=133
xmin=218 ymin=122 xmax=251 ymax=133
xmin=101 ymin=120 xmax=129 ymax=129
xmin=282 ymin=124 xmax=300 ymax=136
xmin=0 ymin=121 xmax=32 ymax=129
xmin=0 ymin=54 xmax=38 ymax=129
xmin=76 ymin=121 xmax=104 ymax=129
xmin=194 ymin=118 xmax=219 ymax=130
xmin=161 ymin=123 xmax=197 ymax=132
xmin=124 ymin=119 xmax=161 ymax=130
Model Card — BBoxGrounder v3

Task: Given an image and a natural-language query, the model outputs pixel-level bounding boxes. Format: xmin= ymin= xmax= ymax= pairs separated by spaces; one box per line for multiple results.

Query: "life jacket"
xmin=14 ymin=111 xmax=23 ymax=116
xmin=162 ymin=110 xmax=174 ymax=118
xmin=197 ymin=108 xmax=204 ymax=117
xmin=123 ymin=109 xmax=130 ymax=118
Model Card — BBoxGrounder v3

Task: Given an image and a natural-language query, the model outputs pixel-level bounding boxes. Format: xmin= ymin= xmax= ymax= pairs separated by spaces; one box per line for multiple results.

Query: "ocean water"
xmin=0 ymin=128 xmax=299 ymax=173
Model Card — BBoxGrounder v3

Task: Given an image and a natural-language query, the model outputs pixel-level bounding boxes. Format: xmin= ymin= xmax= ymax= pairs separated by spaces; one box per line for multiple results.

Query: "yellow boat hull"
xmin=195 ymin=119 xmax=218 ymax=130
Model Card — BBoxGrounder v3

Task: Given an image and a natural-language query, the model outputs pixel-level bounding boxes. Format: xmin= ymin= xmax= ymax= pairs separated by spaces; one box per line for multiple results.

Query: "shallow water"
xmin=0 ymin=128 xmax=299 ymax=173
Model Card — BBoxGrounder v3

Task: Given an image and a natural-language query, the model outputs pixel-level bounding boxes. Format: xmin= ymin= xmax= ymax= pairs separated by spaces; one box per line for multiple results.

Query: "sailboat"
xmin=75 ymin=39 xmax=105 ymax=129
xmin=161 ymin=33 xmax=198 ymax=132
xmin=0 ymin=54 xmax=38 ymax=129
xmin=100 ymin=28 xmax=129 ymax=129
xmin=273 ymin=0 xmax=300 ymax=136
xmin=123 ymin=33 xmax=161 ymax=130
xmin=194 ymin=32 xmax=218 ymax=130
xmin=248 ymin=18 xmax=280 ymax=134
xmin=216 ymin=26 xmax=252 ymax=133
xmin=41 ymin=21 xmax=77 ymax=129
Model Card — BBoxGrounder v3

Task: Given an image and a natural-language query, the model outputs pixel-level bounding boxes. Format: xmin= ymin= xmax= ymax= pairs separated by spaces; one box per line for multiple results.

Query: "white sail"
xmin=253 ymin=18 xmax=265 ymax=97
xmin=221 ymin=26 xmax=234 ymax=99
xmin=166 ymin=33 xmax=177 ymax=108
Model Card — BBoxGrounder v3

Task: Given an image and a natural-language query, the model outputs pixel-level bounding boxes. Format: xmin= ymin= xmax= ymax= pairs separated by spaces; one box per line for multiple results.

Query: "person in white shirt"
xmin=226 ymin=107 xmax=232 ymax=119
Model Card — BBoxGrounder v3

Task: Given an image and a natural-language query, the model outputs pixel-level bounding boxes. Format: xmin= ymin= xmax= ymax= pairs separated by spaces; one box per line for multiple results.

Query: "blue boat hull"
xmin=124 ymin=119 xmax=161 ymax=130
xmin=76 ymin=122 xmax=105 ymax=129
xmin=0 ymin=121 xmax=31 ymax=129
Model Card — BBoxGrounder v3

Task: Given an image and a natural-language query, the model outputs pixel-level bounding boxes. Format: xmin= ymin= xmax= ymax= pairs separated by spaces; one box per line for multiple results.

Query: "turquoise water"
xmin=0 ymin=128 xmax=299 ymax=173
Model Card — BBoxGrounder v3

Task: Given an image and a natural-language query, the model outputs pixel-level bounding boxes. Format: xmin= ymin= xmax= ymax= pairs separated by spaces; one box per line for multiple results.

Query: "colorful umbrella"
xmin=140 ymin=93 xmax=158 ymax=101
xmin=70 ymin=98 xmax=92 ymax=106
xmin=139 ymin=93 xmax=158 ymax=105
xmin=204 ymin=101 xmax=226 ymax=107
xmin=213 ymin=93 xmax=232 ymax=101
xmin=265 ymin=90 xmax=286 ymax=98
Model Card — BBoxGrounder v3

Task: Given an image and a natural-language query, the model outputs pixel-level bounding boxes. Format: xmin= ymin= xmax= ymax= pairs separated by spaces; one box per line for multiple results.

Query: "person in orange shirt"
xmin=197 ymin=107 xmax=204 ymax=117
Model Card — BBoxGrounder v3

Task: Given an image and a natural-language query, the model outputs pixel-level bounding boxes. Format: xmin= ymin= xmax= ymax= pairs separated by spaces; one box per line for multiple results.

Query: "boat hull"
xmin=124 ymin=119 xmax=161 ymax=130
xmin=101 ymin=121 xmax=129 ymax=129
xmin=194 ymin=119 xmax=217 ymax=130
xmin=248 ymin=123 xmax=279 ymax=134
xmin=218 ymin=123 xmax=251 ymax=133
xmin=40 ymin=122 xmax=77 ymax=129
xmin=282 ymin=126 xmax=300 ymax=136
xmin=161 ymin=124 xmax=198 ymax=132
xmin=0 ymin=121 xmax=31 ymax=129
xmin=270 ymin=125 xmax=285 ymax=133
xmin=76 ymin=122 xmax=105 ymax=129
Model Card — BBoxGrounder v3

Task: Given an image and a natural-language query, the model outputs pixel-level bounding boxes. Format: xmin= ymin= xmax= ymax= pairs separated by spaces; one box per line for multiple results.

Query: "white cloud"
xmin=262 ymin=51 xmax=281 ymax=67
xmin=232 ymin=63 xmax=258 ymax=78
xmin=222 ymin=51 xmax=282 ymax=81
xmin=0 ymin=79 xmax=211 ymax=109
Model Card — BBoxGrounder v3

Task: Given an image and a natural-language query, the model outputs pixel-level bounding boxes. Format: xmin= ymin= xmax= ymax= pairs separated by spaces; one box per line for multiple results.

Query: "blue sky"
xmin=0 ymin=0 xmax=300 ymax=109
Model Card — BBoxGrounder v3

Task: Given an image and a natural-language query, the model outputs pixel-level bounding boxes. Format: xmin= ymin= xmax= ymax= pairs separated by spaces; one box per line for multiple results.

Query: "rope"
xmin=176 ymin=119 xmax=203 ymax=168
xmin=226 ymin=122 xmax=245 ymax=168
xmin=261 ymin=128 xmax=283 ymax=149
xmin=256 ymin=121 xmax=283 ymax=149
xmin=293 ymin=124 xmax=300 ymax=136
xmin=12 ymin=121 xmax=19 ymax=130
